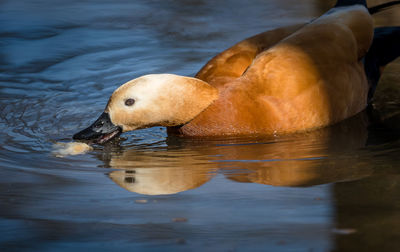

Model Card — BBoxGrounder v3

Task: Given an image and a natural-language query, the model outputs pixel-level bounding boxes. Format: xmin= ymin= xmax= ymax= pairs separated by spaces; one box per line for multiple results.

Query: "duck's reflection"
xmin=215 ymin=112 xmax=371 ymax=187
xmin=101 ymin=109 xmax=400 ymax=195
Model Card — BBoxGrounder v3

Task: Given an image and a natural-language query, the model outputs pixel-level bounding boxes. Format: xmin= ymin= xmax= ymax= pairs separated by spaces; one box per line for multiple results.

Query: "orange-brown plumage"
xmin=178 ymin=6 xmax=373 ymax=136
xmin=75 ymin=3 xmax=400 ymax=143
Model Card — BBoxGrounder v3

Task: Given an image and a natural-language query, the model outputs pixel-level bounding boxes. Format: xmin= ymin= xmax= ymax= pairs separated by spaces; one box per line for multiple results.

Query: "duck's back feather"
xmin=195 ymin=24 xmax=305 ymax=87
xmin=178 ymin=5 xmax=374 ymax=136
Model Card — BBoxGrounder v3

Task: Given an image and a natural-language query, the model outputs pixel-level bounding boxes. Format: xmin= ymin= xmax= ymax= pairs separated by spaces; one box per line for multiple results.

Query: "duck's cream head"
xmin=73 ymin=74 xmax=218 ymax=144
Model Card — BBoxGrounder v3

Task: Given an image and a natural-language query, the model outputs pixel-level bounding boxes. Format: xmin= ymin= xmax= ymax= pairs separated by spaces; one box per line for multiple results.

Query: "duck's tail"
xmin=365 ymin=27 xmax=400 ymax=103
xmin=334 ymin=0 xmax=366 ymax=7
xmin=334 ymin=0 xmax=400 ymax=14
xmin=368 ymin=1 xmax=400 ymax=14
xmin=334 ymin=1 xmax=400 ymax=103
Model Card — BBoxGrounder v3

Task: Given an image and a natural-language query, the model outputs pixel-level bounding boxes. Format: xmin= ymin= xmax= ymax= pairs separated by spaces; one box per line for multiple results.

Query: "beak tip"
xmin=72 ymin=112 xmax=120 ymax=143
xmin=72 ymin=132 xmax=82 ymax=140
xmin=72 ymin=127 xmax=94 ymax=140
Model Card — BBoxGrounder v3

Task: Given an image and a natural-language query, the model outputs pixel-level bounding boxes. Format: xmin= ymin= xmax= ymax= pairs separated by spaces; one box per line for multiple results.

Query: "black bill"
xmin=73 ymin=112 xmax=122 ymax=144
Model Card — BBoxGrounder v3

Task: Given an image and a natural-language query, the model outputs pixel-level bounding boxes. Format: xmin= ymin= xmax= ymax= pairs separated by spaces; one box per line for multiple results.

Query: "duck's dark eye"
xmin=125 ymin=98 xmax=135 ymax=106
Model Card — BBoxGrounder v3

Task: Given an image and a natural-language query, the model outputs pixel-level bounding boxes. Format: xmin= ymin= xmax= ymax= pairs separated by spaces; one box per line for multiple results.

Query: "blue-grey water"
xmin=1 ymin=0 xmax=400 ymax=251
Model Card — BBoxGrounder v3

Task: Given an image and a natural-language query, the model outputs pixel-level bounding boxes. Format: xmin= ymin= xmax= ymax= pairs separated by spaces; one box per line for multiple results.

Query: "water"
xmin=1 ymin=0 xmax=400 ymax=251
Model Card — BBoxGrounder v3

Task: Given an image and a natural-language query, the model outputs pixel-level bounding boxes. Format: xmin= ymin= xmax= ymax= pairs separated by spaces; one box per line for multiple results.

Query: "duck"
xmin=73 ymin=0 xmax=400 ymax=144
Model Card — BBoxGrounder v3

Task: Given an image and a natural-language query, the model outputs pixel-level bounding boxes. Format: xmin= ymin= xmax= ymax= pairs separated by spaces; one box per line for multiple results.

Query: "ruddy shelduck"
xmin=74 ymin=0 xmax=400 ymax=144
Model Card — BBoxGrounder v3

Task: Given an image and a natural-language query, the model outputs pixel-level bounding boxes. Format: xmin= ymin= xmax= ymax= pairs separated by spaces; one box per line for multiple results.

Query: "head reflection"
xmin=107 ymin=149 xmax=216 ymax=195
xmin=109 ymin=167 xmax=213 ymax=195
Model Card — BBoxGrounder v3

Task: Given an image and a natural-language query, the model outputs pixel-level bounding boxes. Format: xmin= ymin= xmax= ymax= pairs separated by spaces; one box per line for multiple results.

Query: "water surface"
xmin=1 ymin=0 xmax=400 ymax=251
